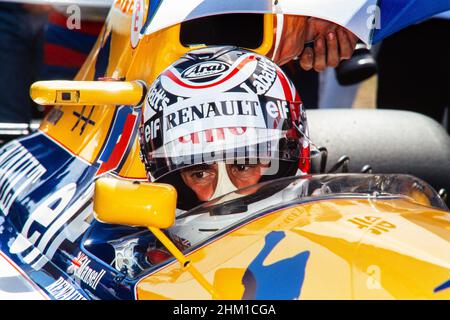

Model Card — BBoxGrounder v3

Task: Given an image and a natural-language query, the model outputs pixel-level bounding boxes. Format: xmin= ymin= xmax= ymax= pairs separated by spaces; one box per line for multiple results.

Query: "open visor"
xmin=140 ymin=95 xmax=309 ymax=180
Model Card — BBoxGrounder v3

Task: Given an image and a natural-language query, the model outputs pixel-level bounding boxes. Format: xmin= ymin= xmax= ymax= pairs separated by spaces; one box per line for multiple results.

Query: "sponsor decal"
xmin=347 ymin=216 xmax=396 ymax=235
xmin=181 ymin=62 xmax=230 ymax=81
xmin=160 ymin=55 xmax=258 ymax=97
xmin=177 ymin=127 xmax=247 ymax=145
xmin=160 ymin=92 xmax=265 ymax=143
xmin=71 ymin=106 xmax=96 ymax=135
xmin=144 ymin=116 xmax=160 ymax=143
xmin=165 ymin=99 xmax=258 ymax=133
xmin=45 ymin=277 xmax=86 ymax=300
xmin=68 ymin=252 xmax=106 ymax=290
xmin=146 ymin=80 xmax=170 ymax=112
xmin=144 ymin=95 xmax=292 ymax=145
xmin=131 ymin=0 xmax=145 ymax=48
xmin=164 ymin=127 xmax=279 ymax=161
xmin=0 ymin=141 xmax=47 ymax=216
xmin=9 ymin=183 xmax=93 ymax=270
xmin=265 ymin=99 xmax=291 ymax=120
xmin=251 ymin=57 xmax=277 ymax=95
xmin=0 ymin=134 xmax=98 ymax=272
xmin=142 ymin=92 xmax=295 ymax=166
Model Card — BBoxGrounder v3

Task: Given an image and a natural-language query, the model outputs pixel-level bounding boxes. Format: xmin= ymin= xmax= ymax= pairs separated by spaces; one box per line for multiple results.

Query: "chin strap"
xmin=209 ymin=162 xmax=238 ymax=200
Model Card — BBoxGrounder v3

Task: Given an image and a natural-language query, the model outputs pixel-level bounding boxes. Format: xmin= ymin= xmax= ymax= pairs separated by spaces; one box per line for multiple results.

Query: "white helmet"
xmin=139 ymin=46 xmax=310 ymax=211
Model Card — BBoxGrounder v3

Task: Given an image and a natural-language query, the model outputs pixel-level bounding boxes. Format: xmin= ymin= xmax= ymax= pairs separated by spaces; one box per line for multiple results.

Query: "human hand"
xmin=299 ymin=17 xmax=358 ymax=72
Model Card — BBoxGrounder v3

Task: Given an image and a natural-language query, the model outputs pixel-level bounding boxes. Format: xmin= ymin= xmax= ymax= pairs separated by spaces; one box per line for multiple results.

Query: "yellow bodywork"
xmin=93 ymin=177 xmax=177 ymax=229
xmin=136 ymin=198 xmax=450 ymax=300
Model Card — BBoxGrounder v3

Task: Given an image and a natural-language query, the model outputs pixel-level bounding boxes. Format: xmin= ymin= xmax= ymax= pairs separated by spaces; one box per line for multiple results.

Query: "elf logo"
xmin=181 ymin=62 xmax=230 ymax=80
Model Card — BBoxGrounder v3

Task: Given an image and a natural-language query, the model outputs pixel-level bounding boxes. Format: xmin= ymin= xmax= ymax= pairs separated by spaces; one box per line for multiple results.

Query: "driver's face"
xmin=180 ymin=163 xmax=269 ymax=201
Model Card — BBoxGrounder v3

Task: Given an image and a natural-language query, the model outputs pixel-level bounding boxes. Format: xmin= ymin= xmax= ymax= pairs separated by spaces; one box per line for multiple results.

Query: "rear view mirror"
xmin=93 ymin=177 xmax=177 ymax=229
xmin=30 ymin=80 xmax=146 ymax=106
xmin=94 ymin=177 xmax=221 ymax=299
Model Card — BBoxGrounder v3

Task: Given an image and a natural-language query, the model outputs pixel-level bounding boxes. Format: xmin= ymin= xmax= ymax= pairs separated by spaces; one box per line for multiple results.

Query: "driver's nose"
xmin=208 ymin=162 xmax=237 ymax=200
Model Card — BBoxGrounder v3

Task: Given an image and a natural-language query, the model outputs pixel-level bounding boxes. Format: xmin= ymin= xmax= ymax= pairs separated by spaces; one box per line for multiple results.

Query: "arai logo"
xmin=181 ymin=62 xmax=230 ymax=80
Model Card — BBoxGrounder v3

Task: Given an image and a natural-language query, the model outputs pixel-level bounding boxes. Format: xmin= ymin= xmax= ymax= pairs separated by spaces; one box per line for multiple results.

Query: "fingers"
xmin=313 ymin=37 xmax=326 ymax=72
xmin=344 ymin=28 xmax=358 ymax=50
xmin=337 ymin=28 xmax=354 ymax=61
xmin=326 ymin=31 xmax=339 ymax=68
xmin=297 ymin=19 xmax=359 ymax=71
xmin=348 ymin=31 xmax=358 ymax=53
xmin=299 ymin=18 xmax=347 ymax=71
xmin=299 ymin=47 xmax=314 ymax=71
xmin=299 ymin=37 xmax=327 ymax=72
xmin=304 ymin=17 xmax=316 ymax=42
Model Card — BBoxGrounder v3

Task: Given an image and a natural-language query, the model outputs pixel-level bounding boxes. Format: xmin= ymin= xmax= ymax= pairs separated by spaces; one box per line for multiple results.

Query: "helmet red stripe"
xmin=163 ymin=55 xmax=256 ymax=89
xmin=276 ymin=69 xmax=293 ymax=102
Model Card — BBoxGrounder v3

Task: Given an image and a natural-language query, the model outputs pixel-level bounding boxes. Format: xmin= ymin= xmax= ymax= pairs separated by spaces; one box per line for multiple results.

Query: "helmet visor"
xmin=140 ymin=93 xmax=309 ymax=180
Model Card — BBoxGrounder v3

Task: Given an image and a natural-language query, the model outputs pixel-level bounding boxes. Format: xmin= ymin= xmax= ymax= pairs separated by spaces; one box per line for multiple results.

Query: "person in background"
xmin=0 ymin=3 xmax=50 ymax=123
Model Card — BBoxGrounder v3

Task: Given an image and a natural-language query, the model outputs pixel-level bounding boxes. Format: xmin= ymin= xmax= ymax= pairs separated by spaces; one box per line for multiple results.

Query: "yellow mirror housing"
xmin=93 ymin=177 xmax=177 ymax=229
xmin=30 ymin=80 xmax=146 ymax=106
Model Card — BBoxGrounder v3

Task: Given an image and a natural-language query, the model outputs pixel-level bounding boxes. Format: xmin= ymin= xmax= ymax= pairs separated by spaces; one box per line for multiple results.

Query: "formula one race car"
xmin=0 ymin=0 xmax=449 ymax=300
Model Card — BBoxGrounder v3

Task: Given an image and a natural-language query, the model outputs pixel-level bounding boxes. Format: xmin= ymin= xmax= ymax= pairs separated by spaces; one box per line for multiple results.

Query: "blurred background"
xmin=0 ymin=0 xmax=448 ymax=133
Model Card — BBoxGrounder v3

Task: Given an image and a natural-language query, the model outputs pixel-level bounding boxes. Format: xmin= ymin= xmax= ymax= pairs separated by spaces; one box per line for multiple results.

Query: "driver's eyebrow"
xmin=228 ymin=159 xmax=269 ymax=166
xmin=182 ymin=163 xmax=214 ymax=172
xmin=229 ymin=163 xmax=260 ymax=167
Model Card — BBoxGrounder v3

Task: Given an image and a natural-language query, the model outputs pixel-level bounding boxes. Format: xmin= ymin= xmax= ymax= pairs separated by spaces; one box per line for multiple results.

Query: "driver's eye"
xmin=181 ymin=164 xmax=216 ymax=181
xmin=193 ymin=171 xmax=206 ymax=178
xmin=230 ymin=164 xmax=256 ymax=175
xmin=186 ymin=168 xmax=215 ymax=182
xmin=235 ymin=164 xmax=248 ymax=172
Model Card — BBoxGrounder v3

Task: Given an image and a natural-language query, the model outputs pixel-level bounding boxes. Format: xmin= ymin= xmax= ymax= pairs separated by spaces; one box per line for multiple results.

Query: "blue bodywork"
xmin=373 ymin=0 xmax=450 ymax=43
xmin=0 ymin=116 xmax=149 ymax=299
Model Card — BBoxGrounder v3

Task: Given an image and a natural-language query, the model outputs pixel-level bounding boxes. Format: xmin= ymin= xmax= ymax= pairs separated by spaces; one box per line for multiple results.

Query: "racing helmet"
xmin=139 ymin=46 xmax=310 ymax=210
